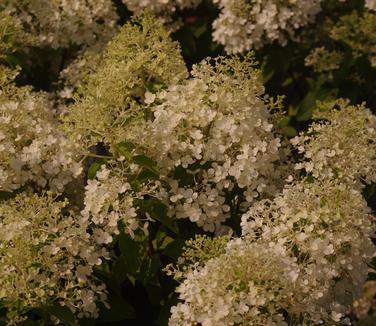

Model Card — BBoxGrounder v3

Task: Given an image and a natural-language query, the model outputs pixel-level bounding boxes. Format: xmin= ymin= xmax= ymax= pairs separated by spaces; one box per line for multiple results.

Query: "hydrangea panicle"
xmin=212 ymin=0 xmax=322 ymax=53
xmin=290 ymin=100 xmax=376 ymax=187
xmin=0 ymin=192 xmax=109 ymax=324
xmin=63 ymin=13 xmax=187 ymax=150
xmin=1 ymin=0 xmax=118 ymax=49
xmin=0 ymin=67 xmax=82 ymax=192
xmin=127 ymin=55 xmax=283 ymax=231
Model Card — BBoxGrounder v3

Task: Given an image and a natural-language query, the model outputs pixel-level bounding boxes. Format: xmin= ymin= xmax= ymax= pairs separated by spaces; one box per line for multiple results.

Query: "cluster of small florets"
xmin=241 ymin=179 xmax=374 ymax=324
xmin=129 ymin=56 xmax=282 ymax=232
xmin=291 ymin=100 xmax=376 ymax=187
xmin=366 ymin=0 xmax=376 ymax=11
xmin=169 ymin=237 xmax=302 ymax=326
xmin=63 ymin=14 xmax=187 ymax=149
xmin=0 ymin=69 xmax=82 ymax=192
xmin=82 ymin=164 xmax=151 ymax=240
xmin=1 ymin=0 xmax=118 ymax=49
xmin=170 ymin=178 xmax=374 ymax=325
xmin=122 ymin=0 xmax=201 ymax=15
xmin=0 ymin=192 xmax=109 ymax=325
xmin=212 ymin=0 xmax=321 ymax=53
xmin=58 ymin=51 xmax=103 ymax=102
xmin=328 ymin=10 xmax=376 ymax=67
xmin=0 ymin=11 xmax=33 ymax=59
xmin=305 ymin=46 xmax=344 ymax=73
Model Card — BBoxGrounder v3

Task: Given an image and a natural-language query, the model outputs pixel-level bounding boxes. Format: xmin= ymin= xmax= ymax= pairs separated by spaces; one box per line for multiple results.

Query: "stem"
xmin=86 ymin=153 xmax=114 ymax=159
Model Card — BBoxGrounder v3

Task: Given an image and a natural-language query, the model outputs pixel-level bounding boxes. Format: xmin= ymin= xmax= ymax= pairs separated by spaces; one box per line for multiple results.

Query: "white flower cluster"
xmin=130 ymin=56 xmax=282 ymax=232
xmin=291 ymin=100 xmax=376 ymax=187
xmin=122 ymin=0 xmax=201 ymax=14
xmin=0 ymin=69 xmax=82 ymax=192
xmin=366 ymin=0 xmax=376 ymax=11
xmin=170 ymin=179 xmax=374 ymax=325
xmin=0 ymin=192 xmax=109 ymax=324
xmin=212 ymin=0 xmax=321 ymax=53
xmin=169 ymin=238 xmax=301 ymax=326
xmin=1 ymin=0 xmax=118 ymax=48
xmin=63 ymin=14 xmax=187 ymax=149
xmin=241 ymin=179 xmax=374 ymax=324
xmin=82 ymin=165 xmax=149 ymax=240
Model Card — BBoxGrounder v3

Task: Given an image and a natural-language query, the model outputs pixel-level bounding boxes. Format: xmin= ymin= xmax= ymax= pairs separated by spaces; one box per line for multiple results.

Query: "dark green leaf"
xmin=139 ymin=198 xmax=178 ymax=233
xmin=97 ymin=296 xmax=135 ymax=322
xmin=87 ymin=160 xmax=105 ymax=180
xmin=133 ymin=155 xmax=159 ymax=173
xmin=118 ymin=233 xmax=142 ymax=276
xmin=45 ymin=304 xmax=76 ymax=326
xmin=115 ymin=141 xmax=134 ymax=161
xmin=163 ymin=239 xmax=185 ymax=260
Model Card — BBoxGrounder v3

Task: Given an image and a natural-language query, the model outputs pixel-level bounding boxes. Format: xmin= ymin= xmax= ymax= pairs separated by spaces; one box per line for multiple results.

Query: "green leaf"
xmin=282 ymin=126 xmax=298 ymax=137
xmin=115 ymin=141 xmax=134 ymax=161
xmin=97 ymin=296 xmax=135 ymax=322
xmin=136 ymin=169 xmax=159 ymax=182
xmin=18 ymin=320 xmax=41 ymax=326
xmin=118 ymin=233 xmax=142 ymax=276
xmin=139 ymin=198 xmax=178 ymax=233
xmin=45 ymin=304 xmax=76 ymax=326
xmin=133 ymin=155 xmax=159 ymax=173
xmin=192 ymin=23 xmax=207 ymax=39
xmin=154 ymin=232 xmax=174 ymax=251
xmin=367 ymin=272 xmax=376 ymax=281
xmin=163 ymin=239 xmax=185 ymax=260
xmin=87 ymin=160 xmax=105 ymax=180
xmin=139 ymin=255 xmax=161 ymax=284
xmin=173 ymin=166 xmax=195 ymax=187
xmin=0 ymin=191 xmax=15 ymax=200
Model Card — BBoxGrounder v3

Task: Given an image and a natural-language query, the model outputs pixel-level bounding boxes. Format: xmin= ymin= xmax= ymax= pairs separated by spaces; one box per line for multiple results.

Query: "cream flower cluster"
xmin=169 ymin=238 xmax=301 ymax=326
xmin=241 ymin=179 xmax=374 ymax=324
xmin=82 ymin=165 xmax=150 ymax=240
xmin=291 ymin=100 xmax=376 ymax=187
xmin=122 ymin=0 xmax=201 ymax=15
xmin=0 ymin=11 xmax=33 ymax=59
xmin=170 ymin=179 xmax=374 ymax=325
xmin=0 ymin=68 xmax=82 ymax=192
xmin=1 ymin=0 xmax=118 ymax=49
xmin=212 ymin=0 xmax=321 ymax=53
xmin=0 ymin=192 xmax=109 ymax=324
xmin=366 ymin=0 xmax=376 ymax=11
xmin=130 ymin=56 xmax=282 ymax=232
xmin=63 ymin=14 xmax=187 ymax=149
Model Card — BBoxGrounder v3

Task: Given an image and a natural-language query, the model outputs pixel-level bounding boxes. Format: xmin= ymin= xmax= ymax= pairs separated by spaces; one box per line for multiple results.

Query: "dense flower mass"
xmin=366 ymin=0 xmax=376 ymax=11
xmin=0 ymin=0 xmax=118 ymax=49
xmin=0 ymin=192 xmax=109 ymax=325
xmin=241 ymin=179 xmax=374 ymax=323
xmin=126 ymin=56 xmax=283 ymax=231
xmin=212 ymin=0 xmax=321 ymax=53
xmin=305 ymin=46 xmax=344 ymax=73
xmin=0 ymin=67 xmax=82 ymax=192
xmin=169 ymin=238 xmax=301 ymax=326
xmin=328 ymin=10 xmax=376 ymax=67
xmin=0 ymin=12 xmax=32 ymax=59
xmin=122 ymin=0 xmax=201 ymax=15
xmin=170 ymin=179 xmax=374 ymax=325
xmin=291 ymin=100 xmax=376 ymax=187
xmin=82 ymin=165 xmax=150 ymax=240
xmin=0 ymin=3 xmax=375 ymax=325
xmin=63 ymin=14 xmax=187 ymax=149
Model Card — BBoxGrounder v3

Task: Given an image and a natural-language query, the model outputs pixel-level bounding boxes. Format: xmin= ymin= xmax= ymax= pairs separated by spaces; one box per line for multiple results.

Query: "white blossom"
xmin=126 ymin=56 xmax=284 ymax=232
xmin=212 ymin=0 xmax=321 ymax=53
xmin=1 ymin=0 xmax=118 ymax=49
xmin=0 ymin=69 xmax=82 ymax=192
